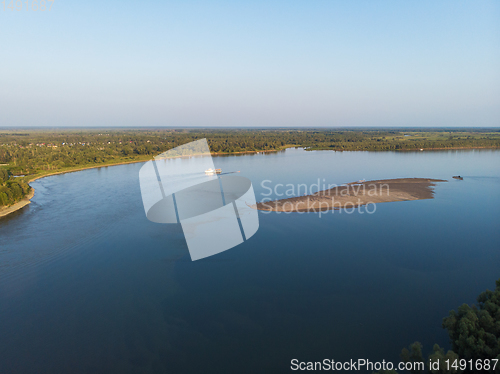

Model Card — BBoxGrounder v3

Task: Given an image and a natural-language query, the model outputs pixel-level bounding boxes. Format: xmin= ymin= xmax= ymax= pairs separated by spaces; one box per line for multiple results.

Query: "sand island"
xmin=255 ymin=178 xmax=447 ymax=212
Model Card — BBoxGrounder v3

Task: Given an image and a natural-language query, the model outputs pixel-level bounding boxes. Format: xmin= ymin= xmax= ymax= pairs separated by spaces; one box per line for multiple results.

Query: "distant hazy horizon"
xmin=1 ymin=126 xmax=500 ymax=131
xmin=1 ymin=1 xmax=499 ymax=128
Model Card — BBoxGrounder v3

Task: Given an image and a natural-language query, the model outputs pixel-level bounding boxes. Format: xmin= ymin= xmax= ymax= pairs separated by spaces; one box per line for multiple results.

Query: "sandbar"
xmin=255 ymin=178 xmax=447 ymax=212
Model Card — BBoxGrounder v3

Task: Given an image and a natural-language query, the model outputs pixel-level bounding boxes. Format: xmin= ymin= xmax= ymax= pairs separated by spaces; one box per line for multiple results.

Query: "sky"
xmin=0 ymin=1 xmax=499 ymax=128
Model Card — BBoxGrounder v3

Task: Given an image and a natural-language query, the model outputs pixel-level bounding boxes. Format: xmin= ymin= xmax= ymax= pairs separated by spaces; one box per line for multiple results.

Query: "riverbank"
xmin=0 ymin=188 xmax=36 ymax=218
xmin=26 ymin=158 xmax=154 ymax=184
xmin=308 ymin=145 xmax=500 ymax=152
xmin=0 ymin=157 xmax=153 ymax=218
xmin=0 ymin=149 xmax=288 ymax=219
xmin=255 ymin=178 xmax=447 ymax=212
xmin=0 ymin=143 xmax=484 ymax=218
xmin=0 ymin=147 xmax=295 ymax=218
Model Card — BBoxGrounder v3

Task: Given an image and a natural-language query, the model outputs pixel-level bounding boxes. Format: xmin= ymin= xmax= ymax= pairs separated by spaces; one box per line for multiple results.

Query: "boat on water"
xmin=205 ymin=168 xmax=222 ymax=175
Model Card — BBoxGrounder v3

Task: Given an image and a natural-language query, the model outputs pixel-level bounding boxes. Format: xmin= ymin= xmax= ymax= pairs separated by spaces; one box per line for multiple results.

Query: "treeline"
xmin=0 ymin=130 xmax=292 ymax=176
xmin=0 ymin=168 xmax=31 ymax=207
xmin=1 ymin=129 xmax=499 ymax=175
xmin=375 ymin=279 xmax=500 ymax=374
xmin=0 ymin=129 xmax=499 ymax=207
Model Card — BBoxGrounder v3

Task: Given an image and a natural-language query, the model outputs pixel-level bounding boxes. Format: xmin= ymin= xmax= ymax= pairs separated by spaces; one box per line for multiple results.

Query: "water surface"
xmin=1 ymin=149 xmax=499 ymax=373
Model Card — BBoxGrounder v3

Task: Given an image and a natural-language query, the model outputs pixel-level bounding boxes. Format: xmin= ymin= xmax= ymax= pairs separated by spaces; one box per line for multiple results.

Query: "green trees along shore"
xmin=1 ymin=128 xmax=499 ymax=207
xmin=0 ymin=168 xmax=31 ymax=207
xmin=375 ymin=279 xmax=500 ymax=374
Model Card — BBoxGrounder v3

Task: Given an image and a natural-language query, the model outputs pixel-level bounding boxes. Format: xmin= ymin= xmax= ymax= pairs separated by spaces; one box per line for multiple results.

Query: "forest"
xmin=1 ymin=128 xmax=499 ymax=207
xmin=375 ymin=279 xmax=500 ymax=374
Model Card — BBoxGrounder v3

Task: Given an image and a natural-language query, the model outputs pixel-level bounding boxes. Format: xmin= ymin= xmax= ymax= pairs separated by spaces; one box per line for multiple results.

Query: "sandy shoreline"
xmin=0 ymin=144 xmax=481 ymax=218
xmin=0 ymin=149 xmax=283 ymax=219
xmin=0 ymin=158 xmax=152 ymax=218
xmin=255 ymin=178 xmax=447 ymax=212
xmin=0 ymin=188 xmax=36 ymax=218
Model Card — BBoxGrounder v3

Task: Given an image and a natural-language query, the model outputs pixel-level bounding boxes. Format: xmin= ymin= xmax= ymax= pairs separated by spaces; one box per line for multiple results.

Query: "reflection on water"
xmin=0 ymin=149 xmax=499 ymax=373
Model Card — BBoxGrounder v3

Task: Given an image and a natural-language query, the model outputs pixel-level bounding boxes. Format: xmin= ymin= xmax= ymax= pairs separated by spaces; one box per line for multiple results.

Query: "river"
xmin=1 ymin=148 xmax=499 ymax=373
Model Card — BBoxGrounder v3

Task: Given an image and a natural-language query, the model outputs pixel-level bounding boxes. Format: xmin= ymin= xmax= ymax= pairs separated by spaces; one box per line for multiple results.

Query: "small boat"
xmin=205 ymin=168 xmax=222 ymax=175
xmin=452 ymin=176 xmax=463 ymax=180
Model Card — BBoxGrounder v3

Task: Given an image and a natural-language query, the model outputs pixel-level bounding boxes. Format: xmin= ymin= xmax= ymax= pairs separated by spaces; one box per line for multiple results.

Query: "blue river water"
xmin=0 ymin=148 xmax=499 ymax=373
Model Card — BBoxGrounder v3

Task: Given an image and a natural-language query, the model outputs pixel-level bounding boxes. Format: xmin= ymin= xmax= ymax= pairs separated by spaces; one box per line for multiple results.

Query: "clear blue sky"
xmin=1 ymin=1 xmax=499 ymax=127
